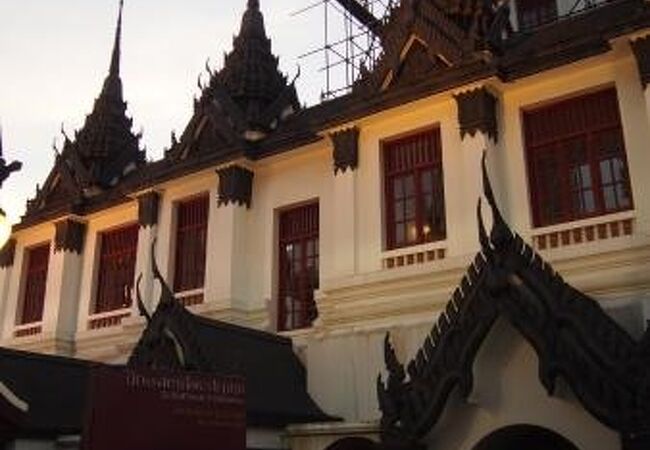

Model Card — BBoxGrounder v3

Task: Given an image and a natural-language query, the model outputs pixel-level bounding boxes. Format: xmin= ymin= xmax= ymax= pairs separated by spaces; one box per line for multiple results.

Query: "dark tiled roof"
xmin=22 ymin=1 xmax=145 ymax=221
xmin=165 ymin=0 xmax=301 ymax=163
xmin=0 ymin=347 xmax=96 ymax=437
xmin=129 ymin=288 xmax=333 ymax=426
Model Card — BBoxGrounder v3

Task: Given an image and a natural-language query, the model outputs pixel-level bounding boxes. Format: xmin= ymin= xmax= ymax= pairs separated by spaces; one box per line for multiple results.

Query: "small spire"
xmin=109 ymin=0 xmax=124 ymax=78
xmin=240 ymin=0 xmax=266 ymax=38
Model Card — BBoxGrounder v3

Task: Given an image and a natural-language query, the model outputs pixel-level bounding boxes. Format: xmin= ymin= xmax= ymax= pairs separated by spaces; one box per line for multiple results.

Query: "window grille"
xmin=19 ymin=243 xmax=50 ymax=325
xmin=384 ymin=128 xmax=446 ymax=250
xmin=524 ymin=88 xmax=633 ymax=227
xmin=94 ymin=224 xmax=139 ymax=313
xmin=174 ymin=194 xmax=209 ymax=294
xmin=278 ymin=202 xmax=319 ymax=331
xmin=517 ymin=0 xmax=558 ymax=30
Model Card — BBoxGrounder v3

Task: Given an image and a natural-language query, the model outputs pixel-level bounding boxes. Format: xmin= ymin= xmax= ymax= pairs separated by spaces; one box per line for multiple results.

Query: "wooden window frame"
xmin=93 ymin=223 xmax=139 ymax=314
xmin=383 ymin=126 xmax=446 ymax=251
xmin=524 ymin=87 xmax=634 ymax=228
xmin=18 ymin=242 xmax=50 ymax=325
xmin=173 ymin=193 xmax=209 ymax=295
xmin=277 ymin=201 xmax=319 ymax=332
xmin=516 ymin=0 xmax=558 ymax=30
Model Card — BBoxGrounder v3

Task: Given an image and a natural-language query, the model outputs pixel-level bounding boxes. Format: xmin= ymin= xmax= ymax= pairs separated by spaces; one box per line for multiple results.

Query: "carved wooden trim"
xmin=216 ymin=165 xmax=254 ymax=208
xmin=54 ymin=218 xmax=87 ymax=254
xmin=454 ymin=87 xmax=498 ymax=141
xmin=0 ymin=238 xmax=16 ymax=268
xmin=137 ymin=191 xmax=161 ymax=228
xmin=377 ymin=155 xmax=650 ymax=447
xmin=631 ymin=35 xmax=650 ymax=89
xmin=330 ymin=127 xmax=360 ymax=175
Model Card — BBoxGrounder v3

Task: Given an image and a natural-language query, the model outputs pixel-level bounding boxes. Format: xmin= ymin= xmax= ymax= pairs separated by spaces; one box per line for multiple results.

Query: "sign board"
xmin=81 ymin=367 xmax=245 ymax=450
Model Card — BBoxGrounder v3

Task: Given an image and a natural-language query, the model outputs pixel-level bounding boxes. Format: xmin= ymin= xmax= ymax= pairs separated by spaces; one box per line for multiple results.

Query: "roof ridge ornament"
xmin=109 ymin=0 xmax=124 ymax=80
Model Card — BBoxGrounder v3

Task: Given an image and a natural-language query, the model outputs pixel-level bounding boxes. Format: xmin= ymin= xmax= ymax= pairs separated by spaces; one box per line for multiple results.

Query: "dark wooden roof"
xmin=14 ymin=0 xmax=650 ymax=231
xmin=0 ymin=347 xmax=96 ymax=438
xmin=23 ymin=0 xmax=145 ymax=221
xmin=376 ymin=155 xmax=650 ymax=448
xmin=128 ymin=254 xmax=333 ymax=427
xmin=165 ymin=0 xmax=301 ymax=163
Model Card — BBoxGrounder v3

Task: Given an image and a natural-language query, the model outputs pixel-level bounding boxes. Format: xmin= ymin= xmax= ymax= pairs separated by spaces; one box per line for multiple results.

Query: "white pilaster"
xmin=43 ymin=248 xmax=83 ymax=349
xmin=133 ymin=224 xmax=158 ymax=313
xmin=329 ymin=169 xmax=357 ymax=279
xmin=205 ymin=200 xmax=249 ymax=311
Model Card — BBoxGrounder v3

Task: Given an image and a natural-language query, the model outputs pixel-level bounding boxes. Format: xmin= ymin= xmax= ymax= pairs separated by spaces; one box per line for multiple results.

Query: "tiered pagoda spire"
xmin=168 ymin=0 xmax=300 ymax=160
xmin=25 ymin=0 xmax=145 ymax=217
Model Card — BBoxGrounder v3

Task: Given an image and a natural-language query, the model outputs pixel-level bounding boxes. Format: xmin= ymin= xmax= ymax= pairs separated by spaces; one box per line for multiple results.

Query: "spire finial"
xmin=248 ymin=0 xmax=259 ymax=10
xmin=109 ymin=0 xmax=124 ymax=78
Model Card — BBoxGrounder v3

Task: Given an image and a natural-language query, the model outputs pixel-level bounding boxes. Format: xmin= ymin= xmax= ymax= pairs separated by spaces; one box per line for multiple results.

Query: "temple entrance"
xmin=472 ymin=425 xmax=580 ymax=450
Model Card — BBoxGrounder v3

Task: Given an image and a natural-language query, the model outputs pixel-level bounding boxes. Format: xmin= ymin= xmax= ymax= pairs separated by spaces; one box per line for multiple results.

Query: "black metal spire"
xmin=109 ymin=0 xmax=124 ymax=78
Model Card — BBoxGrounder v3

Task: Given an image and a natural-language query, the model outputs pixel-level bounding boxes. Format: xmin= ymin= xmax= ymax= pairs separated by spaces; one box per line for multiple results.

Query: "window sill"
xmin=530 ymin=210 xmax=635 ymax=251
xmin=13 ymin=322 xmax=43 ymax=338
xmin=175 ymin=288 xmax=204 ymax=307
xmin=382 ymin=240 xmax=447 ymax=269
xmin=87 ymin=308 xmax=132 ymax=331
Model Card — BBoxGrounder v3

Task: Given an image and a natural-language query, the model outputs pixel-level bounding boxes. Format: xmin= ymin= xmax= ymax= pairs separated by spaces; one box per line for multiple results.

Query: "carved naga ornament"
xmin=377 ymin=153 xmax=650 ymax=449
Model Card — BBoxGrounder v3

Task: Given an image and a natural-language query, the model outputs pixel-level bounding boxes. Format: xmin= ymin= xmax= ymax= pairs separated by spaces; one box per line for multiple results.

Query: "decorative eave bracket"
xmin=631 ymin=35 xmax=650 ymax=89
xmin=54 ymin=217 xmax=87 ymax=254
xmin=137 ymin=191 xmax=161 ymax=228
xmin=330 ymin=127 xmax=360 ymax=175
xmin=216 ymin=165 xmax=254 ymax=209
xmin=454 ymin=87 xmax=499 ymax=142
xmin=0 ymin=239 xmax=16 ymax=269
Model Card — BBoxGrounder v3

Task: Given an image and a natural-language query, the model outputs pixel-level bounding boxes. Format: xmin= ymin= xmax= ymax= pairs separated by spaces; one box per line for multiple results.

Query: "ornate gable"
xmin=355 ymin=0 xmax=512 ymax=93
xmin=377 ymin=155 xmax=650 ymax=449
xmin=24 ymin=0 xmax=145 ymax=219
xmin=166 ymin=0 xmax=300 ymax=162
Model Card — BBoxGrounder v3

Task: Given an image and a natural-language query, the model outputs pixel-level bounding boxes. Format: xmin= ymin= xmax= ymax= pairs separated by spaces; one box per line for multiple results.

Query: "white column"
xmin=450 ymin=86 xmax=502 ymax=257
xmin=42 ymin=218 xmax=86 ymax=354
xmin=1 ymin=242 xmax=25 ymax=341
xmin=133 ymin=224 xmax=158 ymax=314
xmin=132 ymin=191 xmax=161 ymax=314
xmin=329 ymin=169 xmax=357 ymax=279
xmin=205 ymin=201 xmax=249 ymax=311
xmin=0 ymin=240 xmax=16 ymax=338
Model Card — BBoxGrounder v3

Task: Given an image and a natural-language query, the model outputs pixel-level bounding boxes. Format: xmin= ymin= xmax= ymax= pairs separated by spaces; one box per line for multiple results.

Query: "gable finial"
xmin=109 ymin=0 xmax=124 ymax=78
xmin=481 ymin=151 xmax=511 ymax=249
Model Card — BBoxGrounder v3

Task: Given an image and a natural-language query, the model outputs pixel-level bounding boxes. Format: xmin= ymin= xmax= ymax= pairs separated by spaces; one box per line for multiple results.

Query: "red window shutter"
xmin=95 ymin=224 xmax=139 ymax=313
xmin=278 ymin=202 xmax=319 ymax=331
xmin=20 ymin=243 xmax=50 ymax=325
xmin=174 ymin=194 xmax=209 ymax=293
xmin=524 ymin=88 xmax=633 ymax=227
xmin=517 ymin=0 xmax=558 ymax=30
xmin=383 ymin=128 xmax=446 ymax=250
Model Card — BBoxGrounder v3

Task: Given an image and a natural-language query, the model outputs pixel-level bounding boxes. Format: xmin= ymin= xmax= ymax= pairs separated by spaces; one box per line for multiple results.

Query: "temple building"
xmin=1 ymin=0 xmax=650 ymax=449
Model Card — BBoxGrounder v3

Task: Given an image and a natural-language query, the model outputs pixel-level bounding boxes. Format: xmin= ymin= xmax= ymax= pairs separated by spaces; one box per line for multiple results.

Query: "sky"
xmin=0 ymin=0 xmax=344 ymax=224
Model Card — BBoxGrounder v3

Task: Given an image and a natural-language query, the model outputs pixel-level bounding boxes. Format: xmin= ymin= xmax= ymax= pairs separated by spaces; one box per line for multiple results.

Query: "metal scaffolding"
xmin=292 ymin=0 xmax=396 ymax=101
